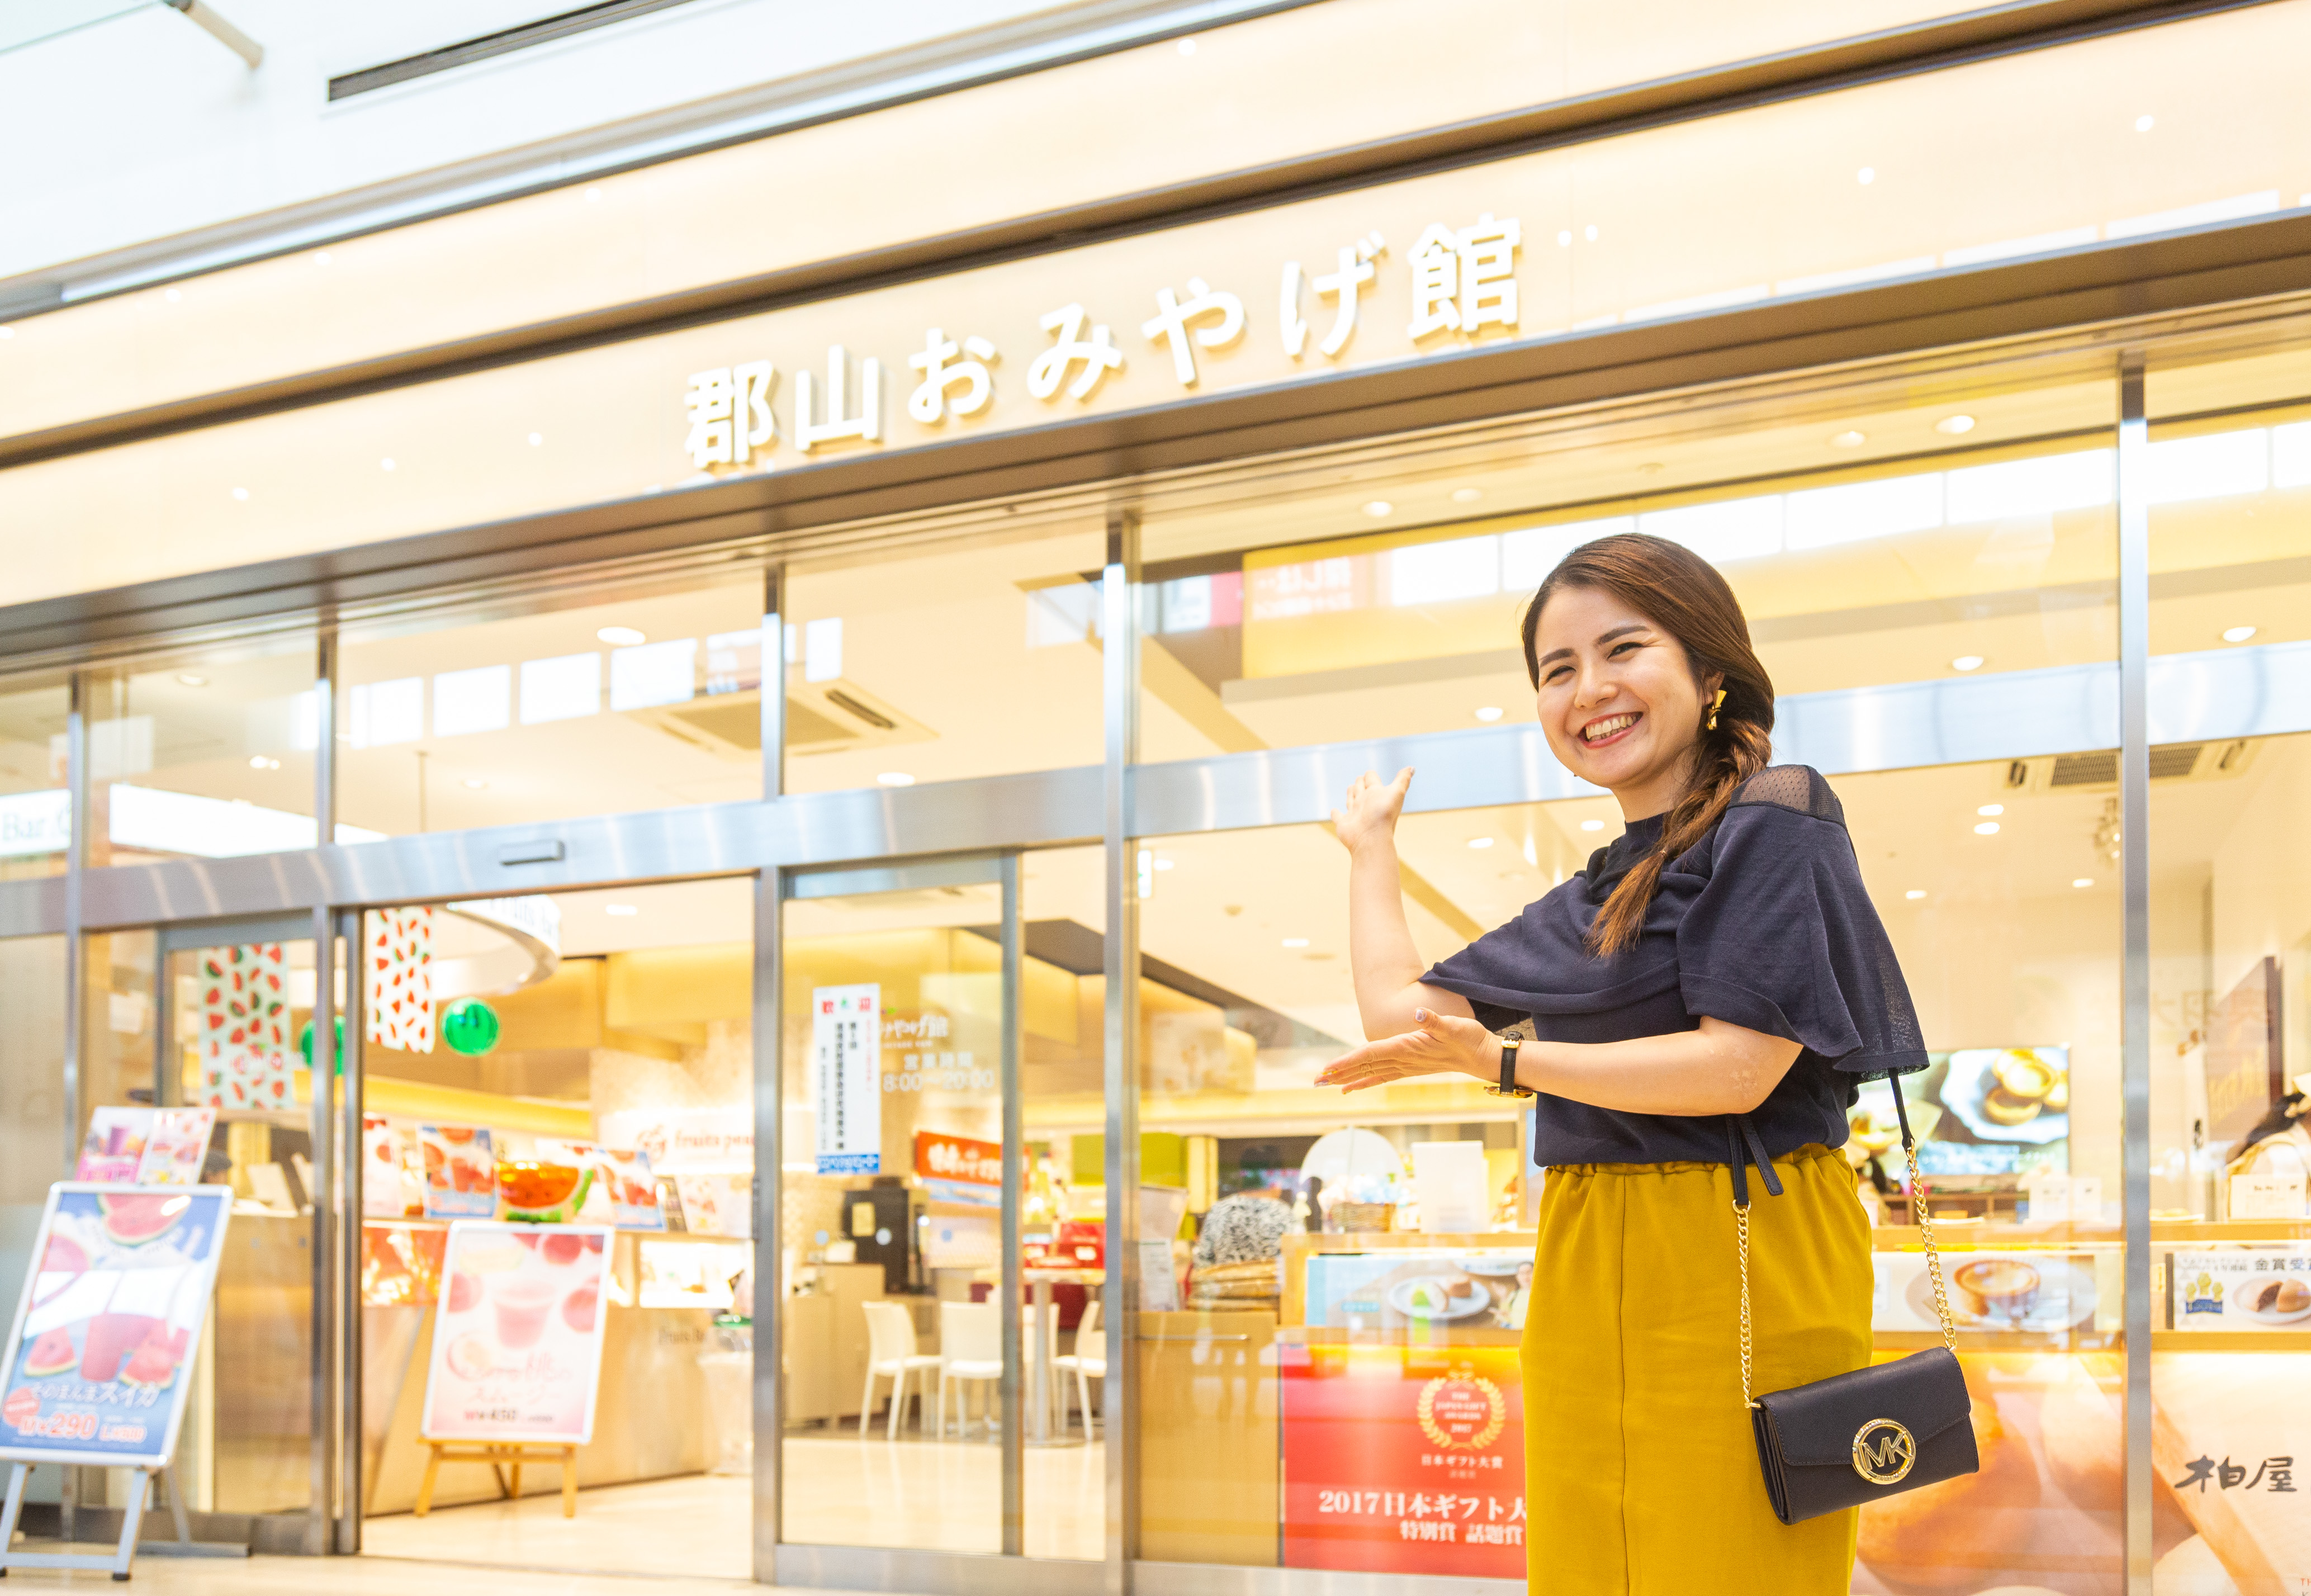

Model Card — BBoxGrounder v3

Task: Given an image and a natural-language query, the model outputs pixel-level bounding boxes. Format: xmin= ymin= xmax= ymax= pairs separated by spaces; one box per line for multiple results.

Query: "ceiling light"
xmin=1281 ymin=937 xmax=1309 ymax=948
xmin=2073 ymin=878 xmax=2094 ymax=888
xmin=604 ymin=903 xmax=640 ymax=916
xmin=176 ymin=673 xmax=206 ymax=687
xmin=1831 ymin=430 xmax=1867 ymax=448
xmin=1974 ymin=821 xmax=2001 ymax=836
xmin=164 ymin=288 xmax=181 ymax=302
xmin=380 ymin=457 xmax=396 ymax=472
xmin=0 ymin=328 xmax=13 ymax=340
xmin=462 ymin=778 xmax=488 ymax=790
xmin=596 ymin=626 xmax=646 ymax=646
xmin=1579 ymin=819 xmax=1606 ymax=832
xmin=1474 ymin=706 xmax=1504 ymax=722
xmin=1176 ymin=36 xmax=1196 ymax=54
xmin=1363 ymin=499 xmax=1394 ymax=517
xmin=877 ymin=771 xmax=916 ymax=787
xmin=231 ymin=486 xmax=249 ymax=501
xmin=1935 ymin=415 xmax=1976 ymax=435
xmin=527 ymin=432 xmax=544 ymax=447
xmin=1557 ymin=230 xmax=1573 ymax=247
xmin=2222 ymin=625 xmax=2257 ymax=643
xmin=2134 ymin=114 xmax=2154 ymax=132
xmin=1467 ymin=837 xmax=1494 ymax=850
xmin=247 ymin=755 xmax=279 ymax=770
xmin=1857 ymin=167 xmax=1876 ymax=185
xmin=1153 ymin=857 xmax=1175 ymax=870
xmin=1451 ymin=487 xmax=1484 ymax=504
xmin=1950 ymin=655 xmax=1985 ymax=672
xmin=1905 ymin=889 xmax=1927 ymax=900
xmin=1584 ymin=224 xmax=1598 ymax=241
xmin=584 ymin=187 xmax=602 ymax=202
xmin=315 ymin=252 xmax=332 ymax=266
xmin=1977 ymin=804 xmax=2004 ymax=817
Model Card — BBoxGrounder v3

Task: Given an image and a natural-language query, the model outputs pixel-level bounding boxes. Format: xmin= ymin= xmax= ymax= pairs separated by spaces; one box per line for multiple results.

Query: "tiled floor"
xmin=0 ymin=1548 xmax=757 ymax=1592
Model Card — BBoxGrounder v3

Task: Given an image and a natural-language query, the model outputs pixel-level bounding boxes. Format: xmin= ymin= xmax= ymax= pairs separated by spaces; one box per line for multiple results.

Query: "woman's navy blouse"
xmin=1421 ymin=765 xmax=1926 ymax=1168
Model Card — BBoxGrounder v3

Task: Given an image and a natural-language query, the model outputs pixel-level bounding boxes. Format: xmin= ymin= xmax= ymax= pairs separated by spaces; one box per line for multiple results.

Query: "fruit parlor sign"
xmin=420 ymin=1221 xmax=615 ymax=1445
xmin=0 ymin=1185 xmax=233 ymax=1467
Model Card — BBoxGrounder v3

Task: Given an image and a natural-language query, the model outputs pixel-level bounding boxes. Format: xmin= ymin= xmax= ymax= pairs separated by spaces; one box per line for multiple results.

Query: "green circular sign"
xmin=440 ymin=996 xmax=501 ymax=1057
xmin=297 ymin=1014 xmax=347 ymax=1074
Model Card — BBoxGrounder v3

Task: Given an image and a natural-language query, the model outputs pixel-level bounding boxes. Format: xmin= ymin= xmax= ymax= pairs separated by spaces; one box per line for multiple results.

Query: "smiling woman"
xmin=1321 ymin=532 xmax=1930 ymax=1594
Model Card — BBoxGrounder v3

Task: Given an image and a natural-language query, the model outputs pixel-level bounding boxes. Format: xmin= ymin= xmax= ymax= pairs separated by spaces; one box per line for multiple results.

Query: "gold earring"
xmin=1707 ymin=688 xmax=1726 ymax=731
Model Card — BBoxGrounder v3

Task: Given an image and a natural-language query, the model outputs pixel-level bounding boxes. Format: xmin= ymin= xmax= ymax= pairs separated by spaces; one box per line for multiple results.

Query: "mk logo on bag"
xmin=1850 ymin=1419 xmax=1916 ymax=1485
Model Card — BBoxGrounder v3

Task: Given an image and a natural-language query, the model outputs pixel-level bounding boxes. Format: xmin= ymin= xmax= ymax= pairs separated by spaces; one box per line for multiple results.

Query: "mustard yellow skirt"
xmin=1522 ymin=1144 xmax=1873 ymax=1594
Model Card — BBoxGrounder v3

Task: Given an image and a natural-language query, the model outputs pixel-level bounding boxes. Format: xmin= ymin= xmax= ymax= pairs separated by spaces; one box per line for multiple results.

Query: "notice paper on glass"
xmin=0 ymin=1183 xmax=234 ymax=1468
xmin=812 ymin=983 xmax=881 ymax=1175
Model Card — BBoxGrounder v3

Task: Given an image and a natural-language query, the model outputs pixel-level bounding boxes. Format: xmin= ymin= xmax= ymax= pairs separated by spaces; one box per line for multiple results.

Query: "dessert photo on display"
xmin=423 ymin=1223 xmax=614 ymax=1446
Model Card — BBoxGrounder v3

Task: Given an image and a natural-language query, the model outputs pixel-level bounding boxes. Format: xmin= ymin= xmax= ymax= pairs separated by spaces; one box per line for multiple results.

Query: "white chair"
xmin=859 ymin=1301 xmax=941 ymax=1439
xmin=936 ymin=1301 xmax=1003 ymax=1438
xmin=1054 ymin=1298 xmax=1106 ymax=1437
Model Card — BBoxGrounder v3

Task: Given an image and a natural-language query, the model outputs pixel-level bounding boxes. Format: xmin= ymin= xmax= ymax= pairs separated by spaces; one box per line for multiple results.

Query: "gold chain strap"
xmin=1904 ymin=1133 xmax=1960 ymax=1352
xmin=1734 ymin=1198 xmax=1756 ymax=1408
xmin=1732 ymin=1111 xmax=1958 ymax=1410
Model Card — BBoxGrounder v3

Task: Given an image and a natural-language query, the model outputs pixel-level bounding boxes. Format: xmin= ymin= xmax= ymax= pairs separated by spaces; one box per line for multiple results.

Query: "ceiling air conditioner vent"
xmin=2007 ymin=740 xmax=2256 ymax=794
xmin=629 ymin=680 xmax=933 ymax=761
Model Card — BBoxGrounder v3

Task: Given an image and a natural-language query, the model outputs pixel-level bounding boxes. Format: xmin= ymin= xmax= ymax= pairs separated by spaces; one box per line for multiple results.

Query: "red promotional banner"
xmin=913 ymin=1129 xmax=1001 ymax=1188
xmin=1281 ymin=1341 xmax=1525 ymax=1578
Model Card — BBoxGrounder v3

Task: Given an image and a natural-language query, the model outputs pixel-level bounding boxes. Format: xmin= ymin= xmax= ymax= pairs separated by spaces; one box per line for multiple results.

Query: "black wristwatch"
xmin=1484 ymin=1034 xmax=1535 ymax=1099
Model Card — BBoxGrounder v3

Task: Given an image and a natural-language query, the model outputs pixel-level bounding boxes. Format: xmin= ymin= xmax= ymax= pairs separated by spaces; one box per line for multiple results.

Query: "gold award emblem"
xmin=1416 ymin=1368 xmax=1507 ymax=1452
xmin=1851 ymin=1418 xmax=1916 ymax=1485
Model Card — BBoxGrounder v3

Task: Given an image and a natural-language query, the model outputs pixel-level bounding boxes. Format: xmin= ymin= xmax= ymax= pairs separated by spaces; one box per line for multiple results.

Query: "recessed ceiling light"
xmin=176 ymin=673 xmax=206 ymax=687
xmin=231 ymin=486 xmax=249 ymax=501
xmin=2134 ymin=114 xmax=2154 ymax=132
xmin=1281 ymin=937 xmax=1309 ymax=948
xmin=1974 ymin=821 xmax=2001 ymax=836
xmin=1474 ymin=706 xmax=1504 ymax=722
xmin=315 ymin=251 xmax=332 ymax=266
xmin=1584 ymin=224 xmax=1598 ymax=241
xmin=877 ymin=771 xmax=916 ymax=787
xmin=1831 ymin=430 xmax=1868 ymax=448
xmin=1176 ymin=36 xmax=1196 ymax=54
xmin=1935 ymin=415 xmax=1976 ymax=435
xmin=247 ymin=755 xmax=278 ymax=770
xmin=528 ymin=432 xmax=544 ymax=447
xmin=1579 ymin=819 xmax=1606 ymax=832
xmin=596 ymin=626 xmax=646 ymax=646
xmin=1556 ymin=230 xmax=1573 ymax=247
xmin=604 ymin=903 xmax=639 ymax=916
xmin=1857 ymin=167 xmax=1876 ymax=185
xmin=2222 ymin=625 xmax=2257 ymax=643
xmin=584 ymin=187 xmax=602 ymax=202
xmin=1467 ymin=837 xmax=1494 ymax=850
xmin=380 ymin=457 xmax=396 ymax=472
xmin=1950 ymin=655 xmax=1985 ymax=672
xmin=2073 ymin=877 xmax=2094 ymax=888
xmin=1363 ymin=499 xmax=1394 ymax=517
xmin=1977 ymin=803 xmax=2004 ymax=817
xmin=0 ymin=327 xmax=14 ymax=340
xmin=1905 ymin=889 xmax=1927 ymax=901
xmin=1451 ymin=487 xmax=1484 ymax=504
xmin=164 ymin=288 xmax=181 ymax=302
xmin=463 ymin=778 xmax=488 ymax=790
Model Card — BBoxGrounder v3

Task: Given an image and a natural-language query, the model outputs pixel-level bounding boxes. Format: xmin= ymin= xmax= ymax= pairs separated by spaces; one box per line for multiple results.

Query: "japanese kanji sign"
xmin=812 ymin=984 xmax=882 ymax=1176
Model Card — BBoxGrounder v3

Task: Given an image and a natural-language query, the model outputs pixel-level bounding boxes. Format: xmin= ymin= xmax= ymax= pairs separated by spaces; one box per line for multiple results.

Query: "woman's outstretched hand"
xmin=1332 ymin=767 xmax=1413 ymax=854
xmin=1315 ymin=1007 xmax=1496 ymax=1093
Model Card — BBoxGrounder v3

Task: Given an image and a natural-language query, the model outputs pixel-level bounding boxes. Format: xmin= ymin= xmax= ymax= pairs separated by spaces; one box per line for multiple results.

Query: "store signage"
xmin=916 ymin=1130 xmax=1001 ymax=1207
xmin=1281 ymin=1343 xmax=1524 ymax=1577
xmin=812 ymin=983 xmax=882 ymax=1175
xmin=0 ymin=1185 xmax=233 ymax=1467
xmin=74 ymin=1109 xmax=215 ymax=1186
xmin=420 ymin=1222 xmax=615 ymax=1445
xmin=2171 ymin=1249 xmax=2311 ymax=1330
xmin=679 ymin=212 xmax=1521 ymax=475
xmin=594 ymin=1106 xmax=752 ymax=1174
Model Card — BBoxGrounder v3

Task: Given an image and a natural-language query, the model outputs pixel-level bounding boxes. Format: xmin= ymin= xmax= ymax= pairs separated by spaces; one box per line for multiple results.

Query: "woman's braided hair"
xmin=1519 ymin=532 xmax=1776 ymax=957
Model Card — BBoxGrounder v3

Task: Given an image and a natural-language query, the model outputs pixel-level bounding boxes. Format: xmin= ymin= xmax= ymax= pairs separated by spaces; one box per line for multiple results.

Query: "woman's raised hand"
xmin=1332 ymin=767 xmax=1414 ymax=855
xmin=1314 ymin=1007 xmax=1494 ymax=1093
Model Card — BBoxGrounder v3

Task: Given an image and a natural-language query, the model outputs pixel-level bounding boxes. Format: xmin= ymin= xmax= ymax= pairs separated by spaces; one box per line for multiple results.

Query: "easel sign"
xmin=414 ymin=1221 xmax=614 ymax=1518
xmin=0 ymin=1183 xmax=239 ymax=1579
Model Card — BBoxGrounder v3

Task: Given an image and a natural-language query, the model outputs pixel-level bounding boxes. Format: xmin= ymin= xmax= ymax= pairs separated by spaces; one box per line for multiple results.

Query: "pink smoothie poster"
xmin=0 ymin=1185 xmax=234 ymax=1467
xmin=420 ymin=1222 xmax=614 ymax=1445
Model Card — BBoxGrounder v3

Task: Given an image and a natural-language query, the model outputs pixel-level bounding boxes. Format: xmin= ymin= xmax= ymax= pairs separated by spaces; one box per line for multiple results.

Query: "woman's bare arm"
xmin=1314 ymin=1008 xmax=1801 ymax=1116
xmin=1336 ymin=769 xmax=1474 ymax=1039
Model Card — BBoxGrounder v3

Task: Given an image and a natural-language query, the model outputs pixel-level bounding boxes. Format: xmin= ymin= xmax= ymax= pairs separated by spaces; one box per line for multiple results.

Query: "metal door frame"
xmin=762 ymin=849 xmax=1041 ymax=1590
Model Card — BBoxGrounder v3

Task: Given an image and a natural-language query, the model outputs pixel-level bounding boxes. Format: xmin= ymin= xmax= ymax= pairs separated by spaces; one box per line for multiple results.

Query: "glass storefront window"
xmin=337 ymin=576 xmax=768 ymax=832
xmin=85 ymin=637 xmax=319 ymax=865
xmin=0 ymin=935 xmax=66 ymax=1315
xmin=784 ymin=519 xmax=1106 ymax=793
xmin=0 ymin=676 xmax=70 ymax=878
xmin=2142 ymin=324 xmax=2311 ymax=1590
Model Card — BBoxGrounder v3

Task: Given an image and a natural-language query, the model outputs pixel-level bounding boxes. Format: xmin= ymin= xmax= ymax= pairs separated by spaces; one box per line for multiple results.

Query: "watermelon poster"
xmin=367 ymin=906 xmax=435 ymax=1054
xmin=419 ymin=1222 xmax=615 ymax=1446
xmin=0 ymin=1185 xmax=233 ymax=1467
xmin=193 ymin=943 xmax=293 ymax=1110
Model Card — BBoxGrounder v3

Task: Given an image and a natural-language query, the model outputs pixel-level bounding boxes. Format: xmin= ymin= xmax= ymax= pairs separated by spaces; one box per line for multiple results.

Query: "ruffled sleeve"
xmin=1675 ymin=775 xmax=1928 ymax=1078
